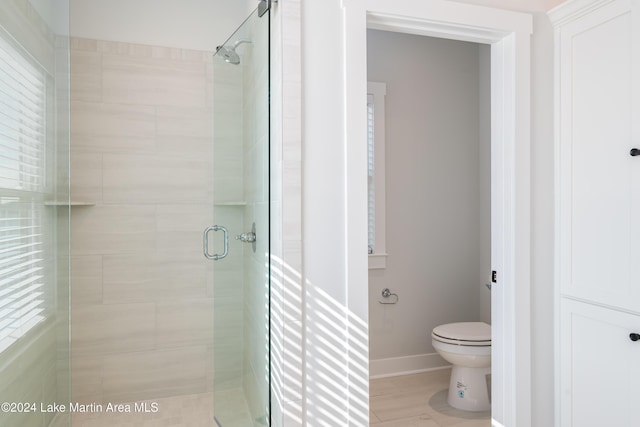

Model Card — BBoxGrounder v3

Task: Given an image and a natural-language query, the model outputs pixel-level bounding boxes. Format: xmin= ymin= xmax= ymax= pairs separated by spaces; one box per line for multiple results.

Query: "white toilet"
xmin=431 ymin=321 xmax=491 ymax=412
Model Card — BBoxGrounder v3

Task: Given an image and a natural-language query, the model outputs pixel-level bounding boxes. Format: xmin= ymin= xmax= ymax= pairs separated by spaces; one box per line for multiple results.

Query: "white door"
xmin=560 ymin=299 xmax=640 ymax=426
xmin=555 ymin=0 xmax=640 ymax=424
xmin=558 ymin=0 xmax=640 ymax=313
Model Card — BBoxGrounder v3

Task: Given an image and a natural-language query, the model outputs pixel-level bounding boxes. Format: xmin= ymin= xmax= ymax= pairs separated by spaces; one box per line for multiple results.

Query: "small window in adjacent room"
xmin=0 ymin=29 xmax=52 ymax=353
xmin=367 ymin=82 xmax=387 ymax=269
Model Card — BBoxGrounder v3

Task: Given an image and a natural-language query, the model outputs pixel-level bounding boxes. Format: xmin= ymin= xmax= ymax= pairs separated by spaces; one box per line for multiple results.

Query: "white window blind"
xmin=367 ymin=94 xmax=376 ymax=254
xmin=0 ymin=30 xmax=50 ymax=353
xmin=0 ymin=35 xmax=46 ymax=192
xmin=367 ymin=82 xmax=386 ymax=268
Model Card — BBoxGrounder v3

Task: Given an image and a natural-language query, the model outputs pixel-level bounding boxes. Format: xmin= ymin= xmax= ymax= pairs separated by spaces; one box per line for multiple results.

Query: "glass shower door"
xmin=207 ymin=6 xmax=270 ymax=427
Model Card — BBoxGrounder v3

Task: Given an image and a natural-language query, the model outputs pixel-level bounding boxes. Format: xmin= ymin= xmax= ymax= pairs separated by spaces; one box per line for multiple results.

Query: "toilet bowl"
xmin=432 ymin=322 xmax=491 ymax=412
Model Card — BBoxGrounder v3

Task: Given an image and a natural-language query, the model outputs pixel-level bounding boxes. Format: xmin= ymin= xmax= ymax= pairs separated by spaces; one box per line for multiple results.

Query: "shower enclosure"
xmin=208 ymin=4 xmax=271 ymax=426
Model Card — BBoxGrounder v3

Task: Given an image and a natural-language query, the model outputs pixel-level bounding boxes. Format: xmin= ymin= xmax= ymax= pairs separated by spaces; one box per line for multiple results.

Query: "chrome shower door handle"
xmin=204 ymin=225 xmax=228 ymax=260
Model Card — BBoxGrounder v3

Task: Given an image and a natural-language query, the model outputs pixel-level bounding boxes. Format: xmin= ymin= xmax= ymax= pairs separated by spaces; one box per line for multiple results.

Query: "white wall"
xmin=70 ymin=0 xmax=255 ymax=51
xmin=300 ymin=0 xmax=370 ymax=424
xmin=367 ymin=30 xmax=490 ymax=368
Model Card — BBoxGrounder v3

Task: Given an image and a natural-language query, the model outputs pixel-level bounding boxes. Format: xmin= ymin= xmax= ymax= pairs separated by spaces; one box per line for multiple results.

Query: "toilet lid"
xmin=432 ymin=322 xmax=491 ymax=344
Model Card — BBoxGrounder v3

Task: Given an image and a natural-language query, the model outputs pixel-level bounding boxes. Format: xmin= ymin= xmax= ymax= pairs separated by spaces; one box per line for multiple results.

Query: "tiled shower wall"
xmin=69 ymin=37 xmax=216 ymax=404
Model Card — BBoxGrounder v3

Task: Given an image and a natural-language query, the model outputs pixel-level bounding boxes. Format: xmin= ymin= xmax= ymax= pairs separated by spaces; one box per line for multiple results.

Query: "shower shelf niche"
xmin=44 ymin=201 xmax=96 ymax=207
xmin=214 ymin=201 xmax=247 ymax=206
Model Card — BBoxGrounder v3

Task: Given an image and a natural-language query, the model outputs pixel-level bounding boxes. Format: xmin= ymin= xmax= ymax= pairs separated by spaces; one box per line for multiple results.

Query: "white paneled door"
xmin=554 ymin=0 xmax=640 ymax=424
xmin=560 ymin=299 xmax=640 ymax=426
xmin=558 ymin=0 xmax=640 ymax=313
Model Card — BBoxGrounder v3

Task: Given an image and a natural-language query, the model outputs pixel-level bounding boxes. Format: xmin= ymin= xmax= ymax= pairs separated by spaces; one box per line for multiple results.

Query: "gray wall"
xmin=367 ymin=30 xmax=491 ymax=363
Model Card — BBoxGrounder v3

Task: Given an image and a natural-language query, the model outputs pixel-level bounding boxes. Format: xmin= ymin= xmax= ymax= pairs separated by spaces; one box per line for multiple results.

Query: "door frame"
xmin=343 ymin=1 xmax=532 ymax=425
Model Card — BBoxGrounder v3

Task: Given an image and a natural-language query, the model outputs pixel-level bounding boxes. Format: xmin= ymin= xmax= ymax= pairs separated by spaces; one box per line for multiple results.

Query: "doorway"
xmin=342 ymin=2 xmax=532 ymax=425
xmin=366 ymin=28 xmax=492 ymax=425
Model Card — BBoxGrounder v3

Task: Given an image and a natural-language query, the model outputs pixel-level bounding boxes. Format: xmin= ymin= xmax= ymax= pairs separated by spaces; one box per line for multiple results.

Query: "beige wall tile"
xmin=70 ymin=38 xmax=98 ymax=52
xmin=156 ymin=229 xmax=209 ymax=261
xmin=70 ymin=151 xmax=102 ymax=203
xmin=70 ymin=205 xmax=156 ymax=255
xmin=156 ymin=135 xmax=212 ymax=158
xmin=213 ymin=136 xmax=244 ymax=202
xmin=71 ymin=303 xmax=155 ymax=356
xmin=71 ymin=255 xmax=103 ymax=305
xmin=156 ymin=106 xmax=213 ymax=139
xmin=283 ymin=163 xmax=302 ymax=239
xmin=70 ymin=353 xmax=103 ymax=404
xmin=102 ymin=54 xmax=207 ymax=107
xmin=71 ymin=50 xmax=102 ymax=102
xmin=102 ymin=154 xmax=210 ymax=203
xmin=206 ymin=345 xmax=214 ymax=393
xmin=156 ymin=299 xmax=214 ymax=348
xmin=102 ymin=253 xmax=208 ymax=304
xmin=71 ymin=101 xmax=155 ymax=152
xmin=101 ymin=346 xmax=208 ymax=403
xmin=156 ymin=203 xmax=215 ymax=263
xmin=211 ymin=64 xmax=242 ymax=113
xmin=96 ymin=40 xmax=208 ymax=63
xmin=70 ymin=37 xmax=218 ymax=405
xmin=282 ymin=240 xmax=303 ymax=323
xmin=156 ymin=203 xmax=213 ymax=231
xmin=97 ymin=40 xmax=153 ymax=57
xmin=213 ymin=302 xmax=244 ymax=389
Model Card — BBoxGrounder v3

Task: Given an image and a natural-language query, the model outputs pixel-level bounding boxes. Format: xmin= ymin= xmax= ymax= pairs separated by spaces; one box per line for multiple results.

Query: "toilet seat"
xmin=432 ymin=322 xmax=491 ymax=347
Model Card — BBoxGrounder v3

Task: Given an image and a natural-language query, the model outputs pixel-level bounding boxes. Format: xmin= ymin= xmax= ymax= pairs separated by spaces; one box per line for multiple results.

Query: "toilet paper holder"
xmin=379 ymin=288 xmax=399 ymax=304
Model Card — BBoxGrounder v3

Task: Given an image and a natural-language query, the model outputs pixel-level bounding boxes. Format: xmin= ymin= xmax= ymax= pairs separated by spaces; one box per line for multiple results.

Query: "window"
xmin=367 ymin=82 xmax=386 ymax=269
xmin=0 ymin=29 xmax=52 ymax=353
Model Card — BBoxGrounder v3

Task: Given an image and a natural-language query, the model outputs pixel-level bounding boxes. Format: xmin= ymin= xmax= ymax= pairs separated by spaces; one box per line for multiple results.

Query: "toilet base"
xmin=447 ymin=366 xmax=491 ymax=412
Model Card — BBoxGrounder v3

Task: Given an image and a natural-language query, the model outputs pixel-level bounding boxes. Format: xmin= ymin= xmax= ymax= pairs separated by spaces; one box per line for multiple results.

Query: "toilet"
xmin=431 ymin=321 xmax=491 ymax=412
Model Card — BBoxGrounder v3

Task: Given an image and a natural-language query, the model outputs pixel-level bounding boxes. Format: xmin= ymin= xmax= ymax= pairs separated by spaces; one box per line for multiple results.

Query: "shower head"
xmin=215 ymin=40 xmax=251 ymax=65
xmin=216 ymin=46 xmax=240 ymax=65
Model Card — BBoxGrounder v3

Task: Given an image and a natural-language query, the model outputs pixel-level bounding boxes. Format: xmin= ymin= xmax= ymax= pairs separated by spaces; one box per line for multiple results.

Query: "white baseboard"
xmin=369 ymin=353 xmax=450 ymax=379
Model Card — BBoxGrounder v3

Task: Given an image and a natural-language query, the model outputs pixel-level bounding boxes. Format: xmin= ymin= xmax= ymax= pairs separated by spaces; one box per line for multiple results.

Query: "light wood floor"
xmin=370 ymin=368 xmax=491 ymax=427
xmin=55 ymin=369 xmax=489 ymax=426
